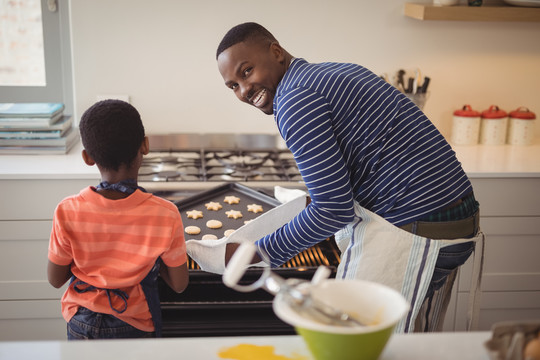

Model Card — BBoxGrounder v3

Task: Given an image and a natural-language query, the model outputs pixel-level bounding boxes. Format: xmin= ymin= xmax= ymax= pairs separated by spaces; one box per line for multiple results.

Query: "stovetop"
xmin=140 ymin=134 xmax=305 ymax=193
xmin=139 ymin=149 xmax=302 ymax=182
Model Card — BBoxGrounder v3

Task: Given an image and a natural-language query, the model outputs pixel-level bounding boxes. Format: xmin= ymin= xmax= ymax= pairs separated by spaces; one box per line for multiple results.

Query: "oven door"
xmin=159 ymin=239 xmax=341 ymax=337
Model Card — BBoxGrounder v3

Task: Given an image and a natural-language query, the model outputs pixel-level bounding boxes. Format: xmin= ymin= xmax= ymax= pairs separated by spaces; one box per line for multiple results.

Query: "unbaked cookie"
xmin=205 ymin=201 xmax=222 ymax=211
xmin=202 ymin=234 xmax=218 ymax=240
xmin=185 ymin=225 xmax=201 ymax=235
xmin=223 ymin=195 xmax=240 ymax=205
xmin=225 ymin=209 xmax=243 ymax=219
xmin=186 ymin=209 xmax=203 ymax=219
xmin=206 ymin=219 xmax=223 ymax=229
xmin=224 ymin=229 xmax=235 ymax=237
xmin=247 ymin=204 xmax=263 ymax=213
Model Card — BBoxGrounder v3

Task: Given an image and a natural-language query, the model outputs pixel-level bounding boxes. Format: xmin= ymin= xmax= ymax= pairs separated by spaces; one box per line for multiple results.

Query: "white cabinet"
xmin=0 ymin=179 xmax=97 ymax=340
xmin=1 ymin=174 xmax=539 ymax=338
xmin=443 ymin=177 xmax=540 ymax=331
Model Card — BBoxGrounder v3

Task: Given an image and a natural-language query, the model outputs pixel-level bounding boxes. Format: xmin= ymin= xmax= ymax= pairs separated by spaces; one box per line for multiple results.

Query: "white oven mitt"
xmin=186 ymin=189 xmax=306 ymax=275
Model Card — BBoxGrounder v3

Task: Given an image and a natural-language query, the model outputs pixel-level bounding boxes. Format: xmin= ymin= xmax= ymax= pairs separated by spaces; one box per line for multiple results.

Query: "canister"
xmin=507 ymin=107 xmax=536 ymax=146
xmin=451 ymin=104 xmax=481 ymax=145
xmin=480 ymin=105 xmax=508 ymax=145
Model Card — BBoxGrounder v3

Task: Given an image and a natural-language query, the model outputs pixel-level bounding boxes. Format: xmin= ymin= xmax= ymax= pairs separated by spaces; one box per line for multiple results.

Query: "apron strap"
xmin=140 ymin=258 xmax=163 ymax=337
xmin=467 ymin=231 xmax=485 ymax=331
xmin=73 ymin=281 xmax=129 ymax=314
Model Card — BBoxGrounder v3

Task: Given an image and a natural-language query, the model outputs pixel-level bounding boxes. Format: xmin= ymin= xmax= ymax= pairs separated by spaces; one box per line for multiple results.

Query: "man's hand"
xmin=225 ymin=242 xmax=262 ymax=266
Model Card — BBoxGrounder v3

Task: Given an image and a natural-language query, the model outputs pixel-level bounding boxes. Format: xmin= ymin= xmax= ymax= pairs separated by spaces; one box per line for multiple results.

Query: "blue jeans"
xmin=67 ymin=307 xmax=155 ymax=340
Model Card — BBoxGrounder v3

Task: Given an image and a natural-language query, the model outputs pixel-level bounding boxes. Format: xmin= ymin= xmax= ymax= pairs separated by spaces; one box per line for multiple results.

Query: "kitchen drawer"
xmin=458 ymin=217 xmax=540 ymax=293
xmin=454 ymin=291 xmax=540 ymax=331
xmin=0 ymin=220 xmax=65 ymax=300
xmin=470 ymin=178 xmax=540 ymax=217
xmin=0 ymin=300 xmax=65 ymax=341
xmin=0 ymin=179 xmax=96 ymax=220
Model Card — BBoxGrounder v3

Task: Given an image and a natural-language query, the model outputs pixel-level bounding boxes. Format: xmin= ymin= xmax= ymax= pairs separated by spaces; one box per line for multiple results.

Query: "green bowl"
xmin=273 ymin=279 xmax=409 ymax=360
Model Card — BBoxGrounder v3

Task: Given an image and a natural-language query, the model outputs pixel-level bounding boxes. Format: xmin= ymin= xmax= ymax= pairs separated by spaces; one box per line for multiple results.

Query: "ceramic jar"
xmin=480 ymin=105 xmax=508 ymax=145
xmin=507 ymin=107 xmax=536 ymax=146
xmin=451 ymin=104 xmax=481 ymax=145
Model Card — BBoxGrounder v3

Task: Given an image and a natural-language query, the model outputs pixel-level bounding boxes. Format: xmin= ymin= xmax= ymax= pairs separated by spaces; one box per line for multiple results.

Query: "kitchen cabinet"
xmin=442 ymin=177 xmax=540 ymax=331
xmin=404 ymin=3 xmax=540 ymax=22
xmin=0 ymin=179 xmax=97 ymax=340
xmin=0 ymin=144 xmax=539 ymax=339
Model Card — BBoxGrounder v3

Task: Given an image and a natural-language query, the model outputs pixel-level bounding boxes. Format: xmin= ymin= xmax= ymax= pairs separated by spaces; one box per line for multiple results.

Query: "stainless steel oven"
xmin=140 ymin=134 xmax=341 ymax=337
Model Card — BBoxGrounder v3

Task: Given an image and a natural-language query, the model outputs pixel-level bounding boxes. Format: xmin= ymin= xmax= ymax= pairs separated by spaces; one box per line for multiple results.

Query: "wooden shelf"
xmin=404 ymin=2 xmax=540 ymax=22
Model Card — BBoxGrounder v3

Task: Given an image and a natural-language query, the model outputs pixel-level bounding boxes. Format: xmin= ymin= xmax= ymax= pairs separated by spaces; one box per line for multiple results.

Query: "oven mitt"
xmin=186 ymin=191 xmax=307 ymax=275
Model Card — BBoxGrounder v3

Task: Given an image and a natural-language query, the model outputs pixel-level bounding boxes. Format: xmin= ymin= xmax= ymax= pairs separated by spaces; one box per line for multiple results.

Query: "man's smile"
xmin=251 ymin=88 xmax=267 ymax=108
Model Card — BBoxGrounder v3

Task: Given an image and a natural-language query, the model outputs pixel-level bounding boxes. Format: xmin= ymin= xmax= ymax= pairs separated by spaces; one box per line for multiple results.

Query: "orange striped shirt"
xmin=48 ymin=186 xmax=187 ymax=332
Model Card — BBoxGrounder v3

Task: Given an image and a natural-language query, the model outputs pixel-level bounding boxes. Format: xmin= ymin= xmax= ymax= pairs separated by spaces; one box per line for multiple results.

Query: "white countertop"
xmin=0 ymin=140 xmax=539 ymax=180
xmin=0 ymin=332 xmax=492 ymax=360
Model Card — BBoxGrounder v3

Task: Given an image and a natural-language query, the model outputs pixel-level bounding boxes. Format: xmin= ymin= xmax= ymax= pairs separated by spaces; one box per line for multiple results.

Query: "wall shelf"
xmin=404 ymin=2 xmax=540 ymax=22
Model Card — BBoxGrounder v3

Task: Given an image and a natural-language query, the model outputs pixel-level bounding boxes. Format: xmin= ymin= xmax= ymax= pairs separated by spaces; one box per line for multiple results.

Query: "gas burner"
xmin=140 ymin=148 xmax=303 ymax=183
xmin=143 ymin=151 xmax=202 ymax=165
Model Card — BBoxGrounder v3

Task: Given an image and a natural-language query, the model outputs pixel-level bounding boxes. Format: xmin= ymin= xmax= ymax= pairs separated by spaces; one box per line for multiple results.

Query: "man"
xmin=194 ymin=22 xmax=482 ymax=332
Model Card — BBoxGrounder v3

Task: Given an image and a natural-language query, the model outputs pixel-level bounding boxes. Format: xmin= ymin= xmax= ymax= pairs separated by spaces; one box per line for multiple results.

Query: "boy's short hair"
xmin=79 ymin=99 xmax=145 ymax=171
xmin=216 ymin=22 xmax=277 ymax=59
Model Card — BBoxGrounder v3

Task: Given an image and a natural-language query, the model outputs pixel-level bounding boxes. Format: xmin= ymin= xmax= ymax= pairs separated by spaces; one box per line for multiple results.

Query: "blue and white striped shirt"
xmin=257 ymin=58 xmax=472 ymax=267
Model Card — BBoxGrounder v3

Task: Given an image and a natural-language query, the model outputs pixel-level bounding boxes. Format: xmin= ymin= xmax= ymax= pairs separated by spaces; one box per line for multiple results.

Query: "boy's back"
xmin=49 ymin=186 xmax=186 ymax=332
xmin=47 ymin=100 xmax=188 ymax=339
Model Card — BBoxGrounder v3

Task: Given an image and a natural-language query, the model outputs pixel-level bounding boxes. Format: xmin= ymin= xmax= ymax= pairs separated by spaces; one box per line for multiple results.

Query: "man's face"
xmin=217 ymin=41 xmax=286 ymax=115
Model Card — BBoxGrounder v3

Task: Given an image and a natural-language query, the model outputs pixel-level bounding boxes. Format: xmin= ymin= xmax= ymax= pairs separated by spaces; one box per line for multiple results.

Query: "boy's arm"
xmin=160 ymin=262 xmax=189 ymax=293
xmin=47 ymin=260 xmax=72 ymax=288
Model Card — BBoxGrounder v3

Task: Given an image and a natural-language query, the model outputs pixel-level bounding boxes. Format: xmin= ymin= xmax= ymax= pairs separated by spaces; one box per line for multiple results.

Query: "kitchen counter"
xmin=0 ymin=332 xmax=492 ymax=360
xmin=0 ymin=141 xmax=539 ymax=179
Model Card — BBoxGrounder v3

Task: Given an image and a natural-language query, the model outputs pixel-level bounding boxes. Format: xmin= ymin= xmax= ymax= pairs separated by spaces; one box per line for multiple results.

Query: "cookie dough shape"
xmin=224 ymin=229 xmax=235 ymax=237
xmin=225 ymin=209 xmax=243 ymax=219
xmin=247 ymin=204 xmax=263 ymax=213
xmin=202 ymin=234 xmax=218 ymax=240
xmin=206 ymin=219 xmax=223 ymax=229
xmin=185 ymin=226 xmax=201 ymax=235
xmin=186 ymin=210 xmax=203 ymax=219
xmin=223 ymin=195 xmax=241 ymax=205
xmin=205 ymin=201 xmax=222 ymax=211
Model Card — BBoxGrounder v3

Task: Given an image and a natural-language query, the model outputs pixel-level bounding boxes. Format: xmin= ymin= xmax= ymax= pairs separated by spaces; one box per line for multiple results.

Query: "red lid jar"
xmin=453 ymin=104 xmax=481 ymax=118
xmin=508 ymin=107 xmax=536 ymax=146
xmin=480 ymin=105 xmax=508 ymax=145
xmin=451 ymin=105 xmax=481 ymax=145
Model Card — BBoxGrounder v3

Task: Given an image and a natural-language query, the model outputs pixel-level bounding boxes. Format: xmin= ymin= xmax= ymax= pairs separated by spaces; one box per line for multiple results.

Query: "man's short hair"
xmin=79 ymin=99 xmax=145 ymax=171
xmin=216 ymin=22 xmax=277 ymax=59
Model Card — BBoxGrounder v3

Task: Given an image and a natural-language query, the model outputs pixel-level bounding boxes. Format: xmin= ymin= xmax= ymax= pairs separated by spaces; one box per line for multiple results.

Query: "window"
xmin=0 ymin=0 xmax=46 ymax=86
xmin=0 ymin=0 xmax=73 ymax=114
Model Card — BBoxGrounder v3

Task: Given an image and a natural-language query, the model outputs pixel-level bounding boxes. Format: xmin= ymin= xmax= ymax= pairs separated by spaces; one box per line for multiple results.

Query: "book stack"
xmin=0 ymin=103 xmax=79 ymax=155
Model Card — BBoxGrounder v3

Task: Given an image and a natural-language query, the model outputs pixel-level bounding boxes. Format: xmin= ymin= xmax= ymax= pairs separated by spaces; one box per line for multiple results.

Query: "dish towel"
xmin=334 ymin=203 xmax=485 ymax=332
xmin=186 ymin=187 xmax=307 ymax=275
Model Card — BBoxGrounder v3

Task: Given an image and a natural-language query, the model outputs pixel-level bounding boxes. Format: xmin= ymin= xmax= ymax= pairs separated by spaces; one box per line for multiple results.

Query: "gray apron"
xmin=334 ymin=203 xmax=485 ymax=333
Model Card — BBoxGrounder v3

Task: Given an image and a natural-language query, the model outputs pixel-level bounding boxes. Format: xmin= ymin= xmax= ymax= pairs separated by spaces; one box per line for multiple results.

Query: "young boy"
xmin=47 ymin=99 xmax=189 ymax=339
xmin=189 ymin=22 xmax=483 ymax=332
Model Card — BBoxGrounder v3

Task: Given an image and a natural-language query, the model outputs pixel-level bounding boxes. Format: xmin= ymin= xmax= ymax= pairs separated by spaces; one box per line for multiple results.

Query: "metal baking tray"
xmin=175 ymin=183 xmax=281 ymax=240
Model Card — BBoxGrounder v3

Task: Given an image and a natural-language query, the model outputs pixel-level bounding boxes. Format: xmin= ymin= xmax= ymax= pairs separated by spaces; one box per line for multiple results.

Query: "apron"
xmin=72 ymin=258 xmax=163 ymax=337
xmin=334 ymin=203 xmax=485 ymax=333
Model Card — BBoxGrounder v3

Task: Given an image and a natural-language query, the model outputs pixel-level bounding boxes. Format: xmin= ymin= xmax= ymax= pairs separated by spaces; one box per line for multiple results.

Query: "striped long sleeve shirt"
xmin=256 ymin=58 xmax=472 ymax=267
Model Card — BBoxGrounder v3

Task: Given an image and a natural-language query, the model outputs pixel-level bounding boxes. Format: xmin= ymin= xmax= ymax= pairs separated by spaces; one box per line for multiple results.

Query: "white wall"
xmin=69 ymin=0 xmax=540 ymax=139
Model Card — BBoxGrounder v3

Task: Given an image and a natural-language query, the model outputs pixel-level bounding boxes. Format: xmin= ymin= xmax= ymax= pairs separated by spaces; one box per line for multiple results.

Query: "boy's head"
xmin=216 ymin=22 xmax=291 ymax=115
xmin=79 ymin=100 xmax=146 ymax=171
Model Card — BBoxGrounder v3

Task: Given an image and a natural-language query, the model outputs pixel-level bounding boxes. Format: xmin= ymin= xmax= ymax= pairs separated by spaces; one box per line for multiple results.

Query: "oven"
xmin=140 ymin=134 xmax=342 ymax=337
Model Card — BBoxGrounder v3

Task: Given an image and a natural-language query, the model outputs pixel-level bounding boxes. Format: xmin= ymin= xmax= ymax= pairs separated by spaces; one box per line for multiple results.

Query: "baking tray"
xmin=175 ymin=183 xmax=281 ymax=240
